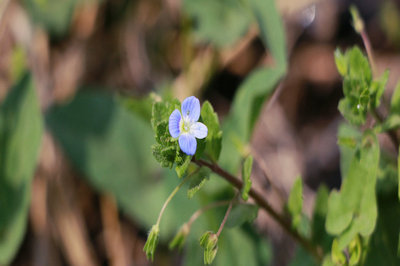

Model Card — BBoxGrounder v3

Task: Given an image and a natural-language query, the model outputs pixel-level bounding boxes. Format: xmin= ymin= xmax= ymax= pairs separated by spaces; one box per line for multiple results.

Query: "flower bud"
xmin=169 ymin=223 xmax=190 ymax=251
xmin=199 ymin=231 xmax=218 ymax=265
xmin=143 ymin=224 xmax=160 ymax=261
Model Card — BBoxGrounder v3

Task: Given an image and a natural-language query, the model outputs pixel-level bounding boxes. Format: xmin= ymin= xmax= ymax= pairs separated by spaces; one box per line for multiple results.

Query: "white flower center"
xmin=180 ymin=116 xmax=194 ymax=134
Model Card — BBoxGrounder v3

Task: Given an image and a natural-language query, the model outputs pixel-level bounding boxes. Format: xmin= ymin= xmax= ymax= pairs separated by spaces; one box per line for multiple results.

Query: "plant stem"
xmin=193 ymin=158 xmax=322 ymax=263
xmin=360 ymin=30 xmax=376 ymax=77
xmin=187 ymin=200 xmax=230 ymax=227
xmin=216 ymin=194 xmax=236 ymax=237
xmin=156 ymin=175 xmax=190 ymax=226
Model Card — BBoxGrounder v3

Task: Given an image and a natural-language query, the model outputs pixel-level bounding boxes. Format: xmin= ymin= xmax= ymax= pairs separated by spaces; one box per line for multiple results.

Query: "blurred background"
xmin=1 ymin=0 xmax=400 ymax=265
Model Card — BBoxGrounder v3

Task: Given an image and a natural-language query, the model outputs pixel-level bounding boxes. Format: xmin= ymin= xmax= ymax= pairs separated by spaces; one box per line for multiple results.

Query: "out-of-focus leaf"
xmin=287 ymin=177 xmax=303 ymax=229
xmin=364 ymin=191 xmax=400 ymax=265
xmin=219 ymin=0 xmax=287 ymax=174
xmin=241 ymin=155 xmax=253 ymax=201
xmin=249 ymin=0 xmax=287 ymax=67
xmin=23 ymin=0 xmax=78 ymax=37
xmin=0 ymin=73 xmax=43 ymax=264
xmin=183 ymin=0 xmax=252 ymax=47
xmin=311 ymin=185 xmax=332 ymax=253
xmin=220 ymin=66 xmax=285 ymax=173
xmin=11 ymin=46 xmax=26 ymax=82
xmin=200 ymin=101 xmax=222 ymax=162
xmin=226 ymin=204 xmax=258 ymax=228
xmin=391 ymin=82 xmax=400 ymax=114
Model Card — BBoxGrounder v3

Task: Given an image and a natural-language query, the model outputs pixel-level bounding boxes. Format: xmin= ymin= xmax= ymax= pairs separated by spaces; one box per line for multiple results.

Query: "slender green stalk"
xmin=156 ymin=175 xmax=191 ymax=226
xmin=216 ymin=195 xmax=235 ymax=237
xmin=187 ymin=200 xmax=230 ymax=227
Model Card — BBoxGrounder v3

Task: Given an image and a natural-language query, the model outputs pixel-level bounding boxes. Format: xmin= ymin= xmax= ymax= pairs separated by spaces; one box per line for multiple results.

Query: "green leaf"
xmin=370 ymin=70 xmax=389 ymax=109
xmin=334 ymin=49 xmax=348 ymax=76
xmin=219 ymin=0 xmax=287 ymax=174
xmin=326 ymin=190 xmax=353 ymax=235
xmin=364 ymin=191 xmax=400 ymax=265
xmin=249 ymin=0 xmax=287 ymax=66
xmin=0 ymin=73 xmax=43 ymax=265
xmin=337 ymin=123 xmax=361 ymax=178
xmin=311 ymin=185 xmax=332 ymax=253
xmin=183 ymin=0 xmax=252 ymax=47
xmin=241 ymin=155 xmax=253 ymax=201
xmin=326 ymin=131 xmax=380 ymax=237
xmin=287 ymin=176 xmax=303 ymax=229
xmin=398 ymin=149 xmax=400 ymax=201
xmin=348 ymin=235 xmax=362 ymax=266
xmin=220 ymin=66 xmax=286 ymax=173
xmin=200 ymin=101 xmax=222 ymax=162
xmin=390 ymin=81 xmax=400 ymax=114
xmin=226 ymin=204 xmax=258 ymax=228
xmin=187 ymin=167 xmax=210 ymax=199
xmin=378 ymin=114 xmax=400 ymax=132
xmin=176 ymin=155 xmax=191 ymax=178
xmin=22 ymin=0 xmax=79 ymax=37
xmin=331 ymin=239 xmax=346 ymax=265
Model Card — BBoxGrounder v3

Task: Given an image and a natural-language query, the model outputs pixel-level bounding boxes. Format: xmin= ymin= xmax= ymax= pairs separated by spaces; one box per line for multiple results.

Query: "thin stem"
xmin=187 ymin=200 xmax=230 ymax=227
xmin=156 ymin=175 xmax=191 ymax=226
xmin=216 ymin=194 xmax=236 ymax=237
xmin=193 ymin=158 xmax=322 ymax=263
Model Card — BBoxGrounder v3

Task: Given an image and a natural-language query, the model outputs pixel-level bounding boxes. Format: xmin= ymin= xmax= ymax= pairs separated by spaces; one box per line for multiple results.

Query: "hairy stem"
xmin=216 ymin=194 xmax=236 ymax=237
xmin=156 ymin=175 xmax=190 ymax=226
xmin=193 ymin=158 xmax=322 ymax=262
xmin=187 ymin=200 xmax=230 ymax=227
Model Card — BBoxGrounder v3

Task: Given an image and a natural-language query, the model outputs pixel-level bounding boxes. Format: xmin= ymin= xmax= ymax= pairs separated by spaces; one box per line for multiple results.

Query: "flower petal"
xmin=179 ymin=133 xmax=197 ymax=155
xmin=169 ymin=109 xmax=181 ymax=138
xmin=181 ymin=96 xmax=200 ymax=122
xmin=191 ymin=122 xmax=208 ymax=139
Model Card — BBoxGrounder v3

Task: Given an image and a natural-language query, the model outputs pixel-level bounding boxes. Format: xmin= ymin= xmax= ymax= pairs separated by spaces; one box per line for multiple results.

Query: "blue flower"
xmin=169 ymin=96 xmax=208 ymax=155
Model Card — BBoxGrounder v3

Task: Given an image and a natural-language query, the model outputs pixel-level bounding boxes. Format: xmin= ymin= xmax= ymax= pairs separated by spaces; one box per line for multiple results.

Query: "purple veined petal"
xmin=179 ymin=133 xmax=197 ymax=155
xmin=191 ymin=122 xmax=208 ymax=139
xmin=169 ymin=109 xmax=181 ymax=138
xmin=181 ymin=96 xmax=200 ymax=122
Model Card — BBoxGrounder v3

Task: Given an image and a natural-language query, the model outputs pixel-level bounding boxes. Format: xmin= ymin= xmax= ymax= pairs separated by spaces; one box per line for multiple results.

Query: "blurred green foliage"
xmin=0 ymin=73 xmax=43 ymax=264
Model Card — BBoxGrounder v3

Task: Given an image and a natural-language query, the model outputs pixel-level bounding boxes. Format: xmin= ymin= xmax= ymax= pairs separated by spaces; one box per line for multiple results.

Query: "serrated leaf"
xmin=226 ymin=204 xmax=258 ymax=228
xmin=241 ymin=155 xmax=253 ymax=201
xmin=187 ymin=168 xmax=210 ymax=198
xmin=200 ymin=101 xmax=222 ymax=162
xmin=175 ymin=155 xmax=191 ymax=178
xmin=0 ymin=73 xmax=43 ymax=265
xmin=288 ymin=177 xmax=303 ymax=229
